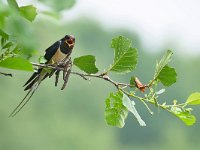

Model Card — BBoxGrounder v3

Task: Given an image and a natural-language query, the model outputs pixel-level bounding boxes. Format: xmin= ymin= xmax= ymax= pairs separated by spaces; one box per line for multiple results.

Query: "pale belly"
xmin=50 ymin=48 xmax=67 ymax=64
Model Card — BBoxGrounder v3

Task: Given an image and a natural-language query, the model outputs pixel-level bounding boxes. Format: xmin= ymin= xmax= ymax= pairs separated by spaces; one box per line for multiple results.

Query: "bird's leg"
xmin=49 ymin=57 xmax=71 ymax=88
xmin=55 ymin=70 xmax=60 ymax=86
xmin=61 ymin=58 xmax=72 ymax=90
xmin=61 ymin=57 xmax=70 ymax=80
xmin=61 ymin=68 xmax=71 ymax=90
xmin=51 ymin=60 xmax=66 ymax=81
xmin=62 ymin=59 xmax=70 ymax=81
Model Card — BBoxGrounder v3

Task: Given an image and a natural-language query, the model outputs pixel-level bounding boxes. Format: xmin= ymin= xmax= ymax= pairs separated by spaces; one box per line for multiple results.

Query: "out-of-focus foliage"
xmin=19 ymin=5 xmax=37 ymax=22
xmin=7 ymin=0 xmax=19 ymax=11
xmin=39 ymin=0 xmax=76 ymax=20
xmin=0 ymin=0 xmax=38 ymax=71
xmin=38 ymin=0 xmax=76 ymax=12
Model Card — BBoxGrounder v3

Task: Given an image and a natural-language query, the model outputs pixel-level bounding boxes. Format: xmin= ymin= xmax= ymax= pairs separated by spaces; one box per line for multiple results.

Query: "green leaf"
xmin=105 ymin=92 xmax=128 ymax=128
xmin=0 ymin=6 xmax=10 ymax=28
xmin=7 ymin=0 xmax=19 ymax=11
xmin=122 ymin=93 xmax=146 ymax=126
xmin=154 ymin=50 xmax=173 ymax=79
xmin=38 ymin=56 xmax=47 ymax=64
xmin=108 ymin=36 xmax=138 ymax=73
xmin=171 ymin=107 xmax=196 ymax=126
xmin=186 ymin=92 xmax=200 ymax=105
xmin=38 ymin=0 xmax=76 ymax=11
xmin=73 ymin=55 xmax=98 ymax=74
xmin=1 ymin=38 xmax=6 ymax=47
xmin=0 ymin=57 xmax=33 ymax=71
xmin=42 ymin=11 xmax=61 ymax=20
xmin=0 ymin=29 xmax=9 ymax=40
xmin=43 ymin=68 xmax=52 ymax=74
xmin=156 ymin=89 xmax=165 ymax=95
xmin=2 ymin=42 xmax=13 ymax=49
xmin=157 ymin=65 xmax=177 ymax=86
xmin=19 ymin=5 xmax=37 ymax=22
xmin=175 ymin=112 xmax=196 ymax=126
xmin=12 ymin=45 xmax=20 ymax=54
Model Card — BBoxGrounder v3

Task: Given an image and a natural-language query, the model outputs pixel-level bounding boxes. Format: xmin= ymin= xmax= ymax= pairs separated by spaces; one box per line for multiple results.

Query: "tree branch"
xmin=31 ymin=62 xmax=186 ymax=114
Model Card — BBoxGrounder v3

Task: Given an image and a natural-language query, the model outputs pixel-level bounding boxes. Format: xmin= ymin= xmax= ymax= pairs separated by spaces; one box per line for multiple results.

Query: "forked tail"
xmin=9 ymin=71 xmax=47 ymax=117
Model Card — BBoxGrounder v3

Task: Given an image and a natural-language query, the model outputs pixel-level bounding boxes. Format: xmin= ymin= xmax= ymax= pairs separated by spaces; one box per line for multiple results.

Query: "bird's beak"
xmin=66 ymin=35 xmax=75 ymax=49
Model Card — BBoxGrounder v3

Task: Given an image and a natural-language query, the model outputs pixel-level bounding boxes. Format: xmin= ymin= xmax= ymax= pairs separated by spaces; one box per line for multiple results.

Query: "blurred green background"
xmin=1 ymin=0 xmax=200 ymax=150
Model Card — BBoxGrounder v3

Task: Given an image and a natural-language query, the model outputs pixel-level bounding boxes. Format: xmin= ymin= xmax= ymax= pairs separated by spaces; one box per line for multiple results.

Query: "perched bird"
xmin=9 ymin=35 xmax=75 ymax=117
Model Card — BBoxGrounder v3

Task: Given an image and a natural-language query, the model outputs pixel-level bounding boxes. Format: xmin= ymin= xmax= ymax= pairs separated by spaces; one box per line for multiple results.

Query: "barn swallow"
xmin=9 ymin=35 xmax=75 ymax=117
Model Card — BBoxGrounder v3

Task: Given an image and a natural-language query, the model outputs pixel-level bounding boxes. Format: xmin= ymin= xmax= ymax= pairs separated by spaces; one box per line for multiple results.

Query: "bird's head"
xmin=63 ymin=35 xmax=75 ymax=49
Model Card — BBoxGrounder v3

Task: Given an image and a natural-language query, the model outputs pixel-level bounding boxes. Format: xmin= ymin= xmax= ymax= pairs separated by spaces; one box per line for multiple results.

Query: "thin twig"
xmin=0 ymin=72 xmax=12 ymax=77
xmin=31 ymin=62 xmax=64 ymax=70
xmin=31 ymin=62 xmax=147 ymax=100
xmin=70 ymin=72 xmax=89 ymax=80
xmin=31 ymin=62 xmax=184 ymax=112
xmin=141 ymin=100 xmax=154 ymax=115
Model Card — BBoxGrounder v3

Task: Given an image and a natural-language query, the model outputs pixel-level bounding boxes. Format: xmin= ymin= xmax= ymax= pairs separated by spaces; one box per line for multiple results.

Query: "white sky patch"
xmin=17 ymin=0 xmax=200 ymax=55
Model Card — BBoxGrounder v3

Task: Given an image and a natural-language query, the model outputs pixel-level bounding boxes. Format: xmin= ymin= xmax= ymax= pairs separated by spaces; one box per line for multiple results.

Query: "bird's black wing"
xmin=23 ymin=41 xmax=60 ymax=89
xmin=10 ymin=40 xmax=63 ymax=117
xmin=44 ymin=41 xmax=60 ymax=63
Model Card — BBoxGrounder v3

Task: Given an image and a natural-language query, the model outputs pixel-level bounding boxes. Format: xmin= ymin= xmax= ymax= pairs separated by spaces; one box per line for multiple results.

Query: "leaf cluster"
xmin=0 ymin=0 xmax=38 ymax=72
xmin=73 ymin=36 xmax=200 ymax=127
